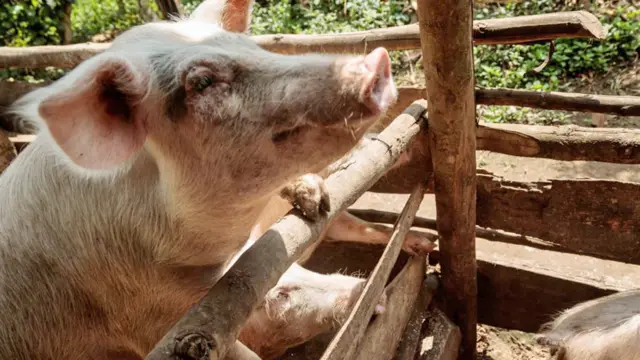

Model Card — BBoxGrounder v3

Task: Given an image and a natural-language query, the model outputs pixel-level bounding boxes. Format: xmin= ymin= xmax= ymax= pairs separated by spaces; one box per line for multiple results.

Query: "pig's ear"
xmin=189 ymin=0 xmax=253 ymax=33
xmin=38 ymin=56 xmax=148 ymax=170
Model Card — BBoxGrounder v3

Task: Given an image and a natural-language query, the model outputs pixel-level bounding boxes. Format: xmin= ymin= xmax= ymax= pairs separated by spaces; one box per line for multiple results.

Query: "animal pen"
xmin=1 ymin=1 xmax=640 ymax=359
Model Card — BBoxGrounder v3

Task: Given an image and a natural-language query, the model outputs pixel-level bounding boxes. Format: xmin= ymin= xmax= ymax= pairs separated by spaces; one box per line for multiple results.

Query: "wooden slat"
xmin=321 ymin=182 xmax=426 ymax=360
xmin=475 ymin=172 xmax=640 ymax=265
xmin=368 ymin=169 xmax=640 ymax=265
xmin=354 ymin=257 xmax=428 ymax=360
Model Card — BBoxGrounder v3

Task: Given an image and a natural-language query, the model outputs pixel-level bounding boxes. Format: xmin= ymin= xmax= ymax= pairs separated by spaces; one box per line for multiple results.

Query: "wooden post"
xmin=417 ymin=0 xmax=478 ymax=359
xmin=154 ymin=0 xmax=182 ymax=19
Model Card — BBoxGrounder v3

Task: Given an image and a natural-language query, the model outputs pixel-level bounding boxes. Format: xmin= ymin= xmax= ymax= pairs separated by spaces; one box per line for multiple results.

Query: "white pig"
xmin=537 ymin=289 xmax=640 ymax=360
xmin=0 ymin=0 xmax=401 ymax=357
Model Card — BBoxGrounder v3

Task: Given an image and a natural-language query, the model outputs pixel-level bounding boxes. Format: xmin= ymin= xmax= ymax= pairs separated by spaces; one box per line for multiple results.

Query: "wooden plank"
xmin=366 ymin=168 xmax=640 ymax=265
xmin=321 ymin=182 xmax=426 ymax=360
xmin=474 ymin=238 xmax=640 ymax=332
xmin=476 ymin=88 xmax=640 ymax=116
xmin=393 ymin=275 xmax=439 ymax=360
xmin=417 ymin=308 xmax=461 ymax=360
xmin=417 ymin=0 xmax=478 ymax=358
xmin=475 ymin=172 xmax=640 ymax=265
xmin=476 ymin=123 xmax=640 ymax=164
xmin=354 ymin=257 xmax=428 ymax=360
xmin=144 ymin=101 xmax=427 ymax=360
xmin=348 ymin=208 xmax=572 ymax=255
xmin=0 ymin=11 xmax=604 ymax=69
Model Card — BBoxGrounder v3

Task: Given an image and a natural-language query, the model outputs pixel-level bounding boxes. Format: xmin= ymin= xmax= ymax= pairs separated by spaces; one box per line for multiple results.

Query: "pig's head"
xmin=16 ymin=0 xmax=398 ymax=219
xmin=238 ymin=264 xmax=387 ymax=358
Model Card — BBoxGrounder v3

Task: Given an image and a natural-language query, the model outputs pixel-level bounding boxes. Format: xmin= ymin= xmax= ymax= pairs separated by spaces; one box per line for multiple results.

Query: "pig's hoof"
xmin=280 ymin=174 xmax=330 ymax=221
xmin=403 ymin=230 xmax=438 ymax=257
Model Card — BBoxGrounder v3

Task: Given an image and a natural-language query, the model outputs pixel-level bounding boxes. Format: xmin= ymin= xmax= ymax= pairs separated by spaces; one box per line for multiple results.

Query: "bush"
xmin=474 ymin=6 xmax=640 ymax=92
xmin=71 ymin=0 xmax=146 ymax=42
xmin=0 ymin=0 xmax=65 ymax=47
xmin=183 ymin=0 xmax=412 ymax=35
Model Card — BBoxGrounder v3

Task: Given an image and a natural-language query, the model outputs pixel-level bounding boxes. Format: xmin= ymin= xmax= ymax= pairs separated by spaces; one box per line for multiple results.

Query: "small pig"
xmin=238 ymin=263 xmax=388 ymax=360
xmin=0 ymin=0 xmax=399 ymax=358
xmin=537 ymin=289 xmax=640 ymax=360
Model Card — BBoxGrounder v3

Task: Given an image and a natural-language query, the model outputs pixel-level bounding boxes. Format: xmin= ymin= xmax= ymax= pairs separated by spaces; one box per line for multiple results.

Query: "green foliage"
xmin=474 ymin=4 xmax=640 ymax=93
xmin=0 ymin=0 xmax=65 ymax=47
xmin=71 ymin=0 xmax=147 ymax=42
xmin=183 ymin=0 xmax=412 ymax=35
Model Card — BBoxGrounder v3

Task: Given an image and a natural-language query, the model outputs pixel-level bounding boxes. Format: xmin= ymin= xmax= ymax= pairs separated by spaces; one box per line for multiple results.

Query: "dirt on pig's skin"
xmin=476 ymin=325 xmax=551 ymax=360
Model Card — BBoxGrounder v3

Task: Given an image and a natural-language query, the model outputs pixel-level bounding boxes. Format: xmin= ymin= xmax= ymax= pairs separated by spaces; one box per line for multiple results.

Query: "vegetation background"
xmin=1 ymin=0 xmax=638 ymax=126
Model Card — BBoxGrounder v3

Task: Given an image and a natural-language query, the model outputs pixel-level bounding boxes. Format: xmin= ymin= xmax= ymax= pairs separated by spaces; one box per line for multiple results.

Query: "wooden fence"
xmin=1 ymin=4 xmax=640 ymax=360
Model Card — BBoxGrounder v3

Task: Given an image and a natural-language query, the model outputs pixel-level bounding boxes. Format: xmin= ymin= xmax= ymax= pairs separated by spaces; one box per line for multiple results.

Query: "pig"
xmin=536 ymin=289 xmax=640 ymax=360
xmin=0 ymin=0 xmax=401 ymax=357
xmin=237 ymin=263 xmax=388 ymax=360
xmin=230 ymin=149 xmax=436 ymax=358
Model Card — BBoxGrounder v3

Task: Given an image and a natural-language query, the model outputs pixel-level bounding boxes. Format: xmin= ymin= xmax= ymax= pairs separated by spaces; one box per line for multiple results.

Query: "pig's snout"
xmin=360 ymin=48 xmax=397 ymax=116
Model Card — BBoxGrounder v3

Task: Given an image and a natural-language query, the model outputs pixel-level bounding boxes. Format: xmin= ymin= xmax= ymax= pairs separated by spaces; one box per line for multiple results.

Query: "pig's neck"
xmin=2 ymin=135 xmax=266 ymax=270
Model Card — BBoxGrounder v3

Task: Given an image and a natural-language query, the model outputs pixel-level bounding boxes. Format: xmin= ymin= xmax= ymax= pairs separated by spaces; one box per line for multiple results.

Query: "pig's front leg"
xmin=278 ymin=146 xmax=411 ymax=222
xmin=279 ymin=173 xmax=330 ymax=220
xmin=325 ymin=211 xmax=437 ymax=256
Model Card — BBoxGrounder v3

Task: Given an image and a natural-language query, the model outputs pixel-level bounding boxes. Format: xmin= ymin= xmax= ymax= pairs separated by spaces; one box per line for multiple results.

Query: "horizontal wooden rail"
xmin=477 ymin=123 xmax=640 ymax=164
xmin=0 ymin=11 xmax=604 ymax=69
xmin=369 ymin=169 xmax=640 ymax=265
xmin=476 ymin=88 xmax=640 ymax=116
xmin=144 ymin=101 xmax=428 ymax=360
xmin=390 ymin=87 xmax=640 ymax=120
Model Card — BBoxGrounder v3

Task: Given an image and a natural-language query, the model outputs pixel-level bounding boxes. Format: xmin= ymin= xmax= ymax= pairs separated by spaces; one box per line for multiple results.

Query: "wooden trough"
xmin=2 ymin=1 xmax=640 ymax=360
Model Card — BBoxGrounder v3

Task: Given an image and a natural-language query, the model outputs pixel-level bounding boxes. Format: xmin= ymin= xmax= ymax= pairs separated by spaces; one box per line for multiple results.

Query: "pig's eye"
xmin=194 ymin=76 xmax=214 ymax=92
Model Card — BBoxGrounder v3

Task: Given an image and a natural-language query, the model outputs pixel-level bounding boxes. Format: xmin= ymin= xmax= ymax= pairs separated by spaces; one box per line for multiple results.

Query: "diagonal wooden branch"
xmin=144 ymin=100 xmax=428 ymax=360
xmin=0 ymin=11 xmax=604 ymax=69
xmin=320 ymin=181 xmax=426 ymax=360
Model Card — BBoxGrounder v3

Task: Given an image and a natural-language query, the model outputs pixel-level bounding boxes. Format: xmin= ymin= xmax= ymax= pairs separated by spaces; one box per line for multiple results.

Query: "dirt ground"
xmin=351 ymin=151 xmax=640 ymax=360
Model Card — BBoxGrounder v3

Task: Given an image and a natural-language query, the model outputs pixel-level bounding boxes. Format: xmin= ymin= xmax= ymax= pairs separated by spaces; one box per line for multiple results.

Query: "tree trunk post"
xmin=417 ymin=0 xmax=478 ymax=359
